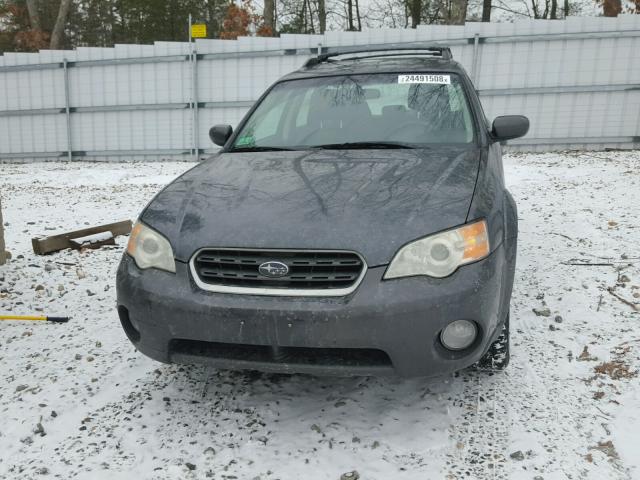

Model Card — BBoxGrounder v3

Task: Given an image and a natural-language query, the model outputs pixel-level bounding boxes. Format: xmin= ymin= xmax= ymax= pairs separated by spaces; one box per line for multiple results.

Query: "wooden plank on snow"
xmin=32 ymin=220 xmax=132 ymax=255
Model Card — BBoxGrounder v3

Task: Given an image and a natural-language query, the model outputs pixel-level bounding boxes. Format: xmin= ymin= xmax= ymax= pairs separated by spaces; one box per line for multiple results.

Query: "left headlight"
xmin=383 ymin=220 xmax=490 ymax=279
xmin=126 ymin=222 xmax=176 ymax=273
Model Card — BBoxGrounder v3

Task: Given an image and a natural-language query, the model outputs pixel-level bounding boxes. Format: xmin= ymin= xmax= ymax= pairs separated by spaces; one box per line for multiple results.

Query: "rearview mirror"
xmin=209 ymin=124 xmax=233 ymax=147
xmin=491 ymin=116 xmax=529 ymax=142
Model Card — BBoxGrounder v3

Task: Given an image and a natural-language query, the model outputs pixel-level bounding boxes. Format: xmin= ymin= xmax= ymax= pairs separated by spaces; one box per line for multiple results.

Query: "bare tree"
xmin=444 ymin=0 xmax=468 ymax=23
xmin=530 ymin=0 xmax=550 ymax=18
xmin=317 ymin=0 xmax=327 ymax=32
xmin=264 ymin=0 xmax=276 ymax=34
xmin=25 ymin=0 xmax=42 ymax=30
xmin=50 ymin=0 xmax=72 ymax=49
xmin=23 ymin=0 xmax=71 ymax=49
xmin=347 ymin=0 xmax=355 ymax=29
xmin=360 ymin=0 xmax=407 ymax=28
xmin=408 ymin=0 xmax=421 ymax=27
xmin=300 ymin=0 xmax=316 ymax=32
xmin=482 ymin=0 xmax=492 ymax=20
xmin=307 ymin=0 xmax=317 ymax=31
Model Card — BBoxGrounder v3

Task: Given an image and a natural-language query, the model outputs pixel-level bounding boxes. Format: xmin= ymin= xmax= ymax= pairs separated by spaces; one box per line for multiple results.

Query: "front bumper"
xmin=116 ymin=241 xmax=514 ymax=377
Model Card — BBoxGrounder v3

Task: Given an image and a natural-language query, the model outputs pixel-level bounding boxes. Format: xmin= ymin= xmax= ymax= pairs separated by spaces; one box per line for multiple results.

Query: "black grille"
xmin=170 ymin=340 xmax=392 ymax=368
xmin=192 ymin=249 xmax=364 ymax=291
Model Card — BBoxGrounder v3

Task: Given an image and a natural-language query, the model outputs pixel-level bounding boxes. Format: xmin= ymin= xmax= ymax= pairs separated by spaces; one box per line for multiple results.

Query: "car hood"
xmin=142 ymin=147 xmax=481 ymax=266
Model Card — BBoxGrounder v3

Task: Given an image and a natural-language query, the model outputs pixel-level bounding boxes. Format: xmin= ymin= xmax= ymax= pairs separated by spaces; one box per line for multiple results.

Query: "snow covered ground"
xmin=1 ymin=151 xmax=639 ymax=480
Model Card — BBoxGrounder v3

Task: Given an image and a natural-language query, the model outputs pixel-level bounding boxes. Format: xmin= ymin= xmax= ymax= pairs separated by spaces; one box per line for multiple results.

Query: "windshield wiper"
xmin=230 ymin=146 xmax=296 ymax=152
xmin=310 ymin=141 xmax=414 ymax=150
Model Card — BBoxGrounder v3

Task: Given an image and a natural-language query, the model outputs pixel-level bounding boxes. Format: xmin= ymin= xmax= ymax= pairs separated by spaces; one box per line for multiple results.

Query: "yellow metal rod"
xmin=0 ymin=315 xmax=47 ymax=321
xmin=0 ymin=315 xmax=69 ymax=323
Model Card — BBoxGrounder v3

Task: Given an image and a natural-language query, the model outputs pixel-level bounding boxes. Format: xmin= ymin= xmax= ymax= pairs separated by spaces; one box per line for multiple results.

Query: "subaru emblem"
xmin=258 ymin=261 xmax=289 ymax=278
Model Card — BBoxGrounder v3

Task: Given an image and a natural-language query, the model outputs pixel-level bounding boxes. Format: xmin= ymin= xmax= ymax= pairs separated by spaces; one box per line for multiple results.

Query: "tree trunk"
xmin=481 ymin=0 xmax=491 ymax=21
xmin=451 ymin=0 xmax=468 ymax=24
xmin=264 ymin=0 xmax=276 ymax=35
xmin=355 ymin=0 xmax=362 ymax=31
xmin=306 ymin=0 xmax=316 ymax=33
xmin=408 ymin=0 xmax=421 ymax=28
xmin=50 ymin=0 xmax=72 ymax=49
xmin=531 ymin=0 xmax=540 ymax=18
xmin=301 ymin=0 xmax=307 ymax=32
xmin=550 ymin=0 xmax=558 ymax=18
xmin=564 ymin=0 xmax=569 ymax=16
xmin=347 ymin=0 xmax=355 ymax=30
xmin=404 ymin=1 xmax=409 ymax=27
xmin=603 ymin=0 xmax=622 ymax=16
xmin=25 ymin=0 xmax=41 ymax=30
xmin=317 ymin=0 xmax=327 ymax=33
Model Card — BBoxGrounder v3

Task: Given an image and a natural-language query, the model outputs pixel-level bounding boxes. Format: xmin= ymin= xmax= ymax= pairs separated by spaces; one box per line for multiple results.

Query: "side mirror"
xmin=491 ymin=115 xmax=529 ymax=142
xmin=209 ymin=124 xmax=233 ymax=147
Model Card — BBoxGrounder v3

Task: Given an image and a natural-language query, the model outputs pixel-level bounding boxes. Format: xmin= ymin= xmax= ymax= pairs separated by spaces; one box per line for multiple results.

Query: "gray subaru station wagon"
xmin=116 ymin=45 xmax=529 ymax=377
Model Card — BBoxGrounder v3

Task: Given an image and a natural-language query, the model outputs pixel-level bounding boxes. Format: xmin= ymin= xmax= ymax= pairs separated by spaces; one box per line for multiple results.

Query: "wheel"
xmin=476 ymin=314 xmax=510 ymax=371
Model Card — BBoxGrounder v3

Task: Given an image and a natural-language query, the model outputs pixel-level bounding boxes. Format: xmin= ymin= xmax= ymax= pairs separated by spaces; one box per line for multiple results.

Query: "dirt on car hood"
xmin=142 ymin=147 xmax=481 ymax=266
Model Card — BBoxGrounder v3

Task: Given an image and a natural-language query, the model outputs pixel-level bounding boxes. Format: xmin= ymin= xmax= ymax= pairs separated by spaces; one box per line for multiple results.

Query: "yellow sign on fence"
xmin=191 ymin=24 xmax=207 ymax=38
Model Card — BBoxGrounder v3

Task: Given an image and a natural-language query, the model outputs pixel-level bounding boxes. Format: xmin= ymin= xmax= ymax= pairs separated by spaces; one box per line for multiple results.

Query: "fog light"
xmin=440 ymin=320 xmax=477 ymax=351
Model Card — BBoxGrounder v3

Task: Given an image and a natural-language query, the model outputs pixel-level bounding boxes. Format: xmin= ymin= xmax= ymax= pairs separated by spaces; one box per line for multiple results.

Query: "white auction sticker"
xmin=398 ymin=74 xmax=451 ymax=85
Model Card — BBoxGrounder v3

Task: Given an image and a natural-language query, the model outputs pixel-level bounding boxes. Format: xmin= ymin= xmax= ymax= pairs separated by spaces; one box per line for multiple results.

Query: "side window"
xmin=252 ymin=101 xmax=286 ymax=140
xmin=235 ymin=89 xmax=290 ymax=147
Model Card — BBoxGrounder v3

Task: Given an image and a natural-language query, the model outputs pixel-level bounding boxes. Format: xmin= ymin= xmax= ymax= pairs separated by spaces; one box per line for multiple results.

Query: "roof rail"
xmin=304 ymin=44 xmax=452 ymax=68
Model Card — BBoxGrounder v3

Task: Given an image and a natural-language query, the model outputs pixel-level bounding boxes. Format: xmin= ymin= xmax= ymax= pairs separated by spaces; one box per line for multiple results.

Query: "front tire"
xmin=476 ymin=314 xmax=510 ymax=371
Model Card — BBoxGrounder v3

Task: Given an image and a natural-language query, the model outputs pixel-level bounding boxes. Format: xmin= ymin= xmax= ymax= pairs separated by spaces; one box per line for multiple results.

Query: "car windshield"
xmin=230 ymin=73 xmax=476 ymax=151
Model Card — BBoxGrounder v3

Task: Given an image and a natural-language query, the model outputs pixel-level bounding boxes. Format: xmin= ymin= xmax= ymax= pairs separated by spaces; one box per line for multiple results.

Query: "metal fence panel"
xmin=1 ymin=16 xmax=639 ymax=161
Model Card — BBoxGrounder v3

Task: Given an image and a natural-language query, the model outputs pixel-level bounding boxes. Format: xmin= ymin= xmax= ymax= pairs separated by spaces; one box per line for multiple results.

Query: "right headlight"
xmin=126 ymin=222 xmax=176 ymax=273
xmin=383 ymin=220 xmax=490 ymax=279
